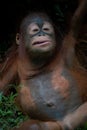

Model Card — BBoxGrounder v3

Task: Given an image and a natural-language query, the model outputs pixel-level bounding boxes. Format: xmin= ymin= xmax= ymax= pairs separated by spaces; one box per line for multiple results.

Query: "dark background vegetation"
xmin=0 ymin=0 xmax=87 ymax=129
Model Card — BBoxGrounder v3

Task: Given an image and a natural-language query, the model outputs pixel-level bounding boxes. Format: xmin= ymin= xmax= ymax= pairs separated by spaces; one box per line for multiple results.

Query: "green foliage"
xmin=0 ymin=92 xmax=28 ymax=130
xmin=76 ymin=123 xmax=87 ymax=130
xmin=55 ymin=5 xmax=64 ymax=20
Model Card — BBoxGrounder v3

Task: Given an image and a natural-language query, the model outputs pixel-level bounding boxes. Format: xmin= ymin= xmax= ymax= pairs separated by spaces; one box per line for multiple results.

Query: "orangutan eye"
xmin=42 ymin=22 xmax=54 ymax=33
xmin=33 ymin=28 xmax=39 ymax=32
xmin=43 ymin=28 xmax=49 ymax=31
xmin=28 ymin=23 xmax=40 ymax=35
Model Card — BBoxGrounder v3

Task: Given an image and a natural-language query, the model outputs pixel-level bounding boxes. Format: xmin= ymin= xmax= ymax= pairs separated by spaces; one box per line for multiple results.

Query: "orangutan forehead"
xmin=20 ymin=13 xmax=52 ymax=31
xmin=23 ymin=13 xmax=51 ymax=23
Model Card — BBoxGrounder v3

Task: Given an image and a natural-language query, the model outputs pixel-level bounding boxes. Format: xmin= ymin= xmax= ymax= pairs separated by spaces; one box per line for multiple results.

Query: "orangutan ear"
xmin=16 ymin=33 xmax=21 ymax=45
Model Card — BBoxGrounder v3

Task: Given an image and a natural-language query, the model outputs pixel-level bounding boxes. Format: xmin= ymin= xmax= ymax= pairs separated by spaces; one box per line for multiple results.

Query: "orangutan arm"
xmin=0 ymin=58 xmax=18 ymax=94
xmin=59 ymin=102 xmax=87 ymax=130
xmin=63 ymin=0 xmax=87 ymax=67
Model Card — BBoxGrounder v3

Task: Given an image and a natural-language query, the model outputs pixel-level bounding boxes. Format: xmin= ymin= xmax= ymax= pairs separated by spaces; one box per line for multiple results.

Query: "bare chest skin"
xmin=18 ymin=67 xmax=82 ymax=121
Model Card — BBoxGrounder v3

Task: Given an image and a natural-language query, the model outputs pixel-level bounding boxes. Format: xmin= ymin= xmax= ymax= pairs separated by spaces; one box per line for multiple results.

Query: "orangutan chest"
xmin=29 ymin=69 xmax=78 ymax=100
xmin=29 ymin=70 xmax=70 ymax=101
xmin=19 ymin=69 xmax=81 ymax=120
xmin=23 ymin=69 xmax=81 ymax=120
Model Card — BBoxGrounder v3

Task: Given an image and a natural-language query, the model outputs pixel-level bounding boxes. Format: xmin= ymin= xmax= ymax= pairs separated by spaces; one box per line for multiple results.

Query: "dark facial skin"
xmin=16 ymin=13 xmax=56 ymax=65
xmin=26 ymin=20 xmax=56 ymax=52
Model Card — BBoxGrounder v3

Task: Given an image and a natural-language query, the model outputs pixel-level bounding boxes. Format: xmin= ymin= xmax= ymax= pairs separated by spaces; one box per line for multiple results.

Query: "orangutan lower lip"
xmin=32 ymin=40 xmax=51 ymax=46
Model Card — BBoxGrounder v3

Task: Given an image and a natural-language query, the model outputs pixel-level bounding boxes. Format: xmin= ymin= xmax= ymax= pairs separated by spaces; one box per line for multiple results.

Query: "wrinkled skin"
xmin=0 ymin=3 xmax=87 ymax=130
